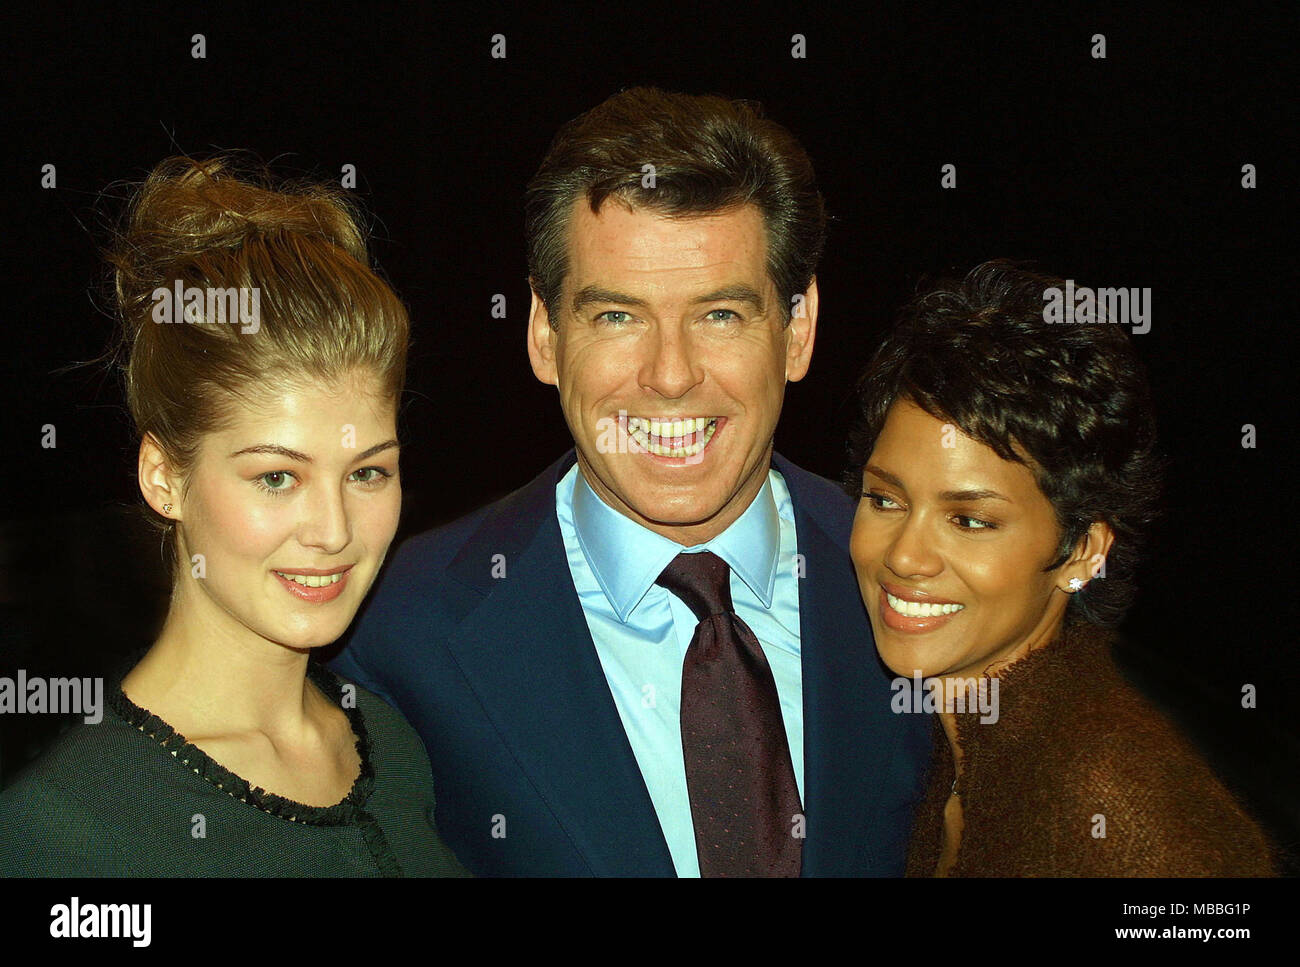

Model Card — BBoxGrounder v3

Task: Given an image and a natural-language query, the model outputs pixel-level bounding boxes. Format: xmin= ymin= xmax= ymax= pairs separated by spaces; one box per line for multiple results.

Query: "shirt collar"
xmin=571 ymin=468 xmax=780 ymax=622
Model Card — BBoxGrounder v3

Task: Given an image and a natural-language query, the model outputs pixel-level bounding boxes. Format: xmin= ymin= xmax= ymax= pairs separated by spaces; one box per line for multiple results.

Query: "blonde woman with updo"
xmin=0 ymin=157 xmax=468 ymax=876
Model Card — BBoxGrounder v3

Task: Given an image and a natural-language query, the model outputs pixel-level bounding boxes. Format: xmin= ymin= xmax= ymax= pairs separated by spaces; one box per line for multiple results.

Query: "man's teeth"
xmin=886 ymin=592 xmax=964 ymax=617
xmin=629 ymin=416 xmax=712 ymax=436
xmin=627 ymin=416 xmax=718 ymax=457
xmin=275 ymin=571 xmax=344 ymax=588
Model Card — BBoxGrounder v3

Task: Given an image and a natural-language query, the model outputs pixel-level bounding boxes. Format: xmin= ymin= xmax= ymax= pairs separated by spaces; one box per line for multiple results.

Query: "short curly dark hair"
xmin=842 ymin=260 xmax=1165 ymax=629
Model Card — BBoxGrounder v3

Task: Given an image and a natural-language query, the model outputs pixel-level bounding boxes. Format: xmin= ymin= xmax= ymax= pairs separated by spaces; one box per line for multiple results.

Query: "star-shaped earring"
xmin=1068 ymin=577 xmax=1085 ymax=592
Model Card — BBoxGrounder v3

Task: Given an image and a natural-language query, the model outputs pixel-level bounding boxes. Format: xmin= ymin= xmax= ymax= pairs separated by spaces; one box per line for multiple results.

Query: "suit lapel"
xmin=442 ymin=451 xmax=676 ymax=876
xmin=775 ymin=454 xmax=904 ymax=876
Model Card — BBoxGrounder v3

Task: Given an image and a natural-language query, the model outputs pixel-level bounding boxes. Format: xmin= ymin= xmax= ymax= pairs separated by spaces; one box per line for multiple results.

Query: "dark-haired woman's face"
xmin=168 ymin=368 xmax=401 ymax=651
xmin=850 ymin=399 xmax=1079 ymax=685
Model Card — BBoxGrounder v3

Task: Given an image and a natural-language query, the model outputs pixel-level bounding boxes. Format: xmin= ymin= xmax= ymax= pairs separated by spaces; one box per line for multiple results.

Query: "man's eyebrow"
xmin=863 ymin=465 xmax=1010 ymax=503
xmin=689 ymin=284 xmax=765 ymax=311
xmin=229 ymin=439 xmax=400 ymax=463
xmin=569 ymin=283 xmax=767 ymax=315
xmin=571 ymin=286 xmax=650 ymax=314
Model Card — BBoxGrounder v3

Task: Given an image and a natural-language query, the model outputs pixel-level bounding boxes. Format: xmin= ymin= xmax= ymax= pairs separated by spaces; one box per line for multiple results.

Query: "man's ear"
xmin=138 ymin=433 xmax=182 ymax=519
xmin=784 ymin=276 xmax=818 ymax=382
xmin=527 ymin=282 xmax=559 ymax=387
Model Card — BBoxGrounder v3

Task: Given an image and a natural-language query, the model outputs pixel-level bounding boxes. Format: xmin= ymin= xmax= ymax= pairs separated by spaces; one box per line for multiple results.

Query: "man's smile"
xmin=619 ymin=414 xmax=724 ymax=459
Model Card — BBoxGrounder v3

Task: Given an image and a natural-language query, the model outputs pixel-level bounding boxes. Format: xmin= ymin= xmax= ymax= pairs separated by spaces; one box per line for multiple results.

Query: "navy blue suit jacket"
xmin=330 ymin=450 xmax=931 ymax=875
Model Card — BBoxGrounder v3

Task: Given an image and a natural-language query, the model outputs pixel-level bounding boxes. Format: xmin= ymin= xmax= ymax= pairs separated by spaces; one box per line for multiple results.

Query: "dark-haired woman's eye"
xmin=862 ymin=490 xmax=901 ymax=511
xmin=955 ymin=514 xmax=996 ymax=531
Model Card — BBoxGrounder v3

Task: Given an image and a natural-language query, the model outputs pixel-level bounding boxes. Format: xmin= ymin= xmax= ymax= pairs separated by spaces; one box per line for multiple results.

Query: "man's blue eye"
xmin=707 ymin=309 xmax=739 ymax=321
xmin=597 ymin=311 xmax=632 ymax=324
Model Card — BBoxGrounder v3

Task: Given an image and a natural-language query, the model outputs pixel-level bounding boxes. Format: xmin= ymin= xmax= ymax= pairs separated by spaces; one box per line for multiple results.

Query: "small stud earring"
xmin=1068 ymin=577 xmax=1085 ymax=592
xmin=162 ymin=503 xmax=173 ymax=515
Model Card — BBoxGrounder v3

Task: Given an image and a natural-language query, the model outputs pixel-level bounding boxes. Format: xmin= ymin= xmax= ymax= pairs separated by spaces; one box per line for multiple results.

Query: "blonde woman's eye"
xmin=256 ymin=471 xmax=296 ymax=495
xmin=350 ymin=467 xmax=392 ymax=485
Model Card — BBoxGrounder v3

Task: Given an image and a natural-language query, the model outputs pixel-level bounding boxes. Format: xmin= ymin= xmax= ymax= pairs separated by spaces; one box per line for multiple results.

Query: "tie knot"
xmin=655 ymin=551 xmax=733 ymax=620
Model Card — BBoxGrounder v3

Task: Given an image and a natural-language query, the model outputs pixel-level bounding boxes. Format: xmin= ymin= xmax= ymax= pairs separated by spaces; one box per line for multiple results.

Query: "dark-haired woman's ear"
xmin=1060 ymin=521 xmax=1115 ymax=593
xmin=138 ymin=433 xmax=181 ymax=521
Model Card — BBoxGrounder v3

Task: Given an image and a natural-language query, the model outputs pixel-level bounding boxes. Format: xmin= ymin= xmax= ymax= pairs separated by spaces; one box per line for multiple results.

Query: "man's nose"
xmin=640 ymin=325 xmax=703 ymax=398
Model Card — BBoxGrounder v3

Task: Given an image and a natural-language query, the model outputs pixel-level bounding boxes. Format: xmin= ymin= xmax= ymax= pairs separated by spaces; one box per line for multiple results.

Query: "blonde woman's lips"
xmin=272 ymin=565 xmax=352 ymax=603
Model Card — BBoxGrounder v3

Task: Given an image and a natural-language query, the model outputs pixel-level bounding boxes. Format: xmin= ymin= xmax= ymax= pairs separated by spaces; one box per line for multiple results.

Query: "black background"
xmin=2 ymin=2 xmax=1296 ymax=871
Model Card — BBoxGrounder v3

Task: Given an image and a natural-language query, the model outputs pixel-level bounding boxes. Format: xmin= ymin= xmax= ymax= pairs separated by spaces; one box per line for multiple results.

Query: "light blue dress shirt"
xmin=555 ymin=462 xmax=804 ymax=877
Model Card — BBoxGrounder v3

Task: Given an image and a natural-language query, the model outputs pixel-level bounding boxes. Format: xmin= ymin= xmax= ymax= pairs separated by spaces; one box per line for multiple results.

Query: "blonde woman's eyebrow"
xmin=229 ymin=439 xmax=399 ymax=463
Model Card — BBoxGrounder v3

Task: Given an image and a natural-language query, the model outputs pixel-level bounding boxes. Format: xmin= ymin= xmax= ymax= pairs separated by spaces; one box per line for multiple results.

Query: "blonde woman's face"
xmin=173 ymin=369 xmax=401 ymax=651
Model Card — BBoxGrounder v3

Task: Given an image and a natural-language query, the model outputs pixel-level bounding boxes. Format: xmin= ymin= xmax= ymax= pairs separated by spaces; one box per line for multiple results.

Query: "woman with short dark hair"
xmin=845 ymin=260 xmax=1274 ymax=876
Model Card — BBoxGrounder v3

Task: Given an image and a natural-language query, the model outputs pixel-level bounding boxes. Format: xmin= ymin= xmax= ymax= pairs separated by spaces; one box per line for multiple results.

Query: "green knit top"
xmin=0 ymin=662 xmax=470 ymax=877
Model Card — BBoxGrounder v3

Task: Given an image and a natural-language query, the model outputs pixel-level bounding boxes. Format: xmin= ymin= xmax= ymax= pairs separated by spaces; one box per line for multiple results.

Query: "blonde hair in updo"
xmin=106 ymin=154 xmax=410 ymax=575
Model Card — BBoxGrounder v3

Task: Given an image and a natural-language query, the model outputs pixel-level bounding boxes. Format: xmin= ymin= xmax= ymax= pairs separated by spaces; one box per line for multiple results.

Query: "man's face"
xmin=528 ymin=199 xmax=817 ymax=545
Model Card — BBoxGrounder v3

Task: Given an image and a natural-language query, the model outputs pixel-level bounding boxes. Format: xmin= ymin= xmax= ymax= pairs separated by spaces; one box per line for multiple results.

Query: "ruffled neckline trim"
xmin=947 ymin=619 xmax=1117 ymax=763
xmin=109 ymin=661 xmax=376 ymax=826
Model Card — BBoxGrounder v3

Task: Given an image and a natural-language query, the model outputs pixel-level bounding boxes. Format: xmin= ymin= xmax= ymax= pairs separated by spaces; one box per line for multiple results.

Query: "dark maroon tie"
xmin=656 ymin=551 xmax=803 ymax=877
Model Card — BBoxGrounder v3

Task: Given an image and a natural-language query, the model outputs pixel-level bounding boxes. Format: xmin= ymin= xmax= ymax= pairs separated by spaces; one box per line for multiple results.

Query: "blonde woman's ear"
xmin=138 ymin=433 xmax=180 ymax=519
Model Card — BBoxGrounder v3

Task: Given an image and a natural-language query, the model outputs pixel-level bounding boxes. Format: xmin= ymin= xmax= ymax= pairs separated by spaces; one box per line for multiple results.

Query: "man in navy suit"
xmin=331 ymin=86 xmax=930 ymax=875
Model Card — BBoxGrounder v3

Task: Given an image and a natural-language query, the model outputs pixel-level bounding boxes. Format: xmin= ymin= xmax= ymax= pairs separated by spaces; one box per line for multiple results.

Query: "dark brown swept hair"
xmin=525 ymin=86 xmax=826 ymax=328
